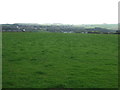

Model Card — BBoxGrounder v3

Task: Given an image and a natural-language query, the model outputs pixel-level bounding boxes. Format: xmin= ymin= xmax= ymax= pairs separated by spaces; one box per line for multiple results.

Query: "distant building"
xmin=22 ymin=29 xmax=25 ymax=32
xmin=63 ymin=31 xmax=73 ymax=33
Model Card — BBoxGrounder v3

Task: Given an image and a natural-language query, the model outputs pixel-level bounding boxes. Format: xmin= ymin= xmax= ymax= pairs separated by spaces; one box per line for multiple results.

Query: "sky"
xmin=0 ymin=0 xmax=119 ymax=24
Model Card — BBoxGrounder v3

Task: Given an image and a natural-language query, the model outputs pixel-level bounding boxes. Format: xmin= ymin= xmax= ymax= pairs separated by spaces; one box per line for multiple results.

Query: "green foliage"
xmin=2 ymin=32 xmax=118 ymax=88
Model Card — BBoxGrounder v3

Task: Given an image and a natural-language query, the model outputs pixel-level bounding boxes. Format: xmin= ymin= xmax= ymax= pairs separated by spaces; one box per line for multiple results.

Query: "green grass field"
xmin=2 ymin=32 xmax=118 ymax=88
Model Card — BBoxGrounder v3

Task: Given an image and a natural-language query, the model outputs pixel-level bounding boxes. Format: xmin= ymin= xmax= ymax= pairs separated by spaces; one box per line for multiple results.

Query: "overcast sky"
xmin=0 ymin=0 xmax=119 ymax=24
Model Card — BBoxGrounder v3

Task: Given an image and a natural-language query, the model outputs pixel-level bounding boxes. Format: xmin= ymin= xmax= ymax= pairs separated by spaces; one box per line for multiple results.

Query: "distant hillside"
xmin=2 ymin=23 xmax=118 ymax=33
xmin=80 ymin=24 xmax=118 ymax=30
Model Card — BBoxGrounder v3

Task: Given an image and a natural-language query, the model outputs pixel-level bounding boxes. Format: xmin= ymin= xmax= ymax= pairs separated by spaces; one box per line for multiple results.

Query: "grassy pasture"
xmin=2 ymin=32 xmax=118 ymax=88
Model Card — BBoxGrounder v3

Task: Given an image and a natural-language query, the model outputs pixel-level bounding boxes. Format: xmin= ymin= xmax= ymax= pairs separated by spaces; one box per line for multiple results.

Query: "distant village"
xmin=2 ymin=23 xmax=120 ymax=34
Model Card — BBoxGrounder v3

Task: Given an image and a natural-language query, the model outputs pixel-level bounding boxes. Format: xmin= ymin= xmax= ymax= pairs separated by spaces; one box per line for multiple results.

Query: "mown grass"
xmin=2 ymin=32 xmax=118 ymax=88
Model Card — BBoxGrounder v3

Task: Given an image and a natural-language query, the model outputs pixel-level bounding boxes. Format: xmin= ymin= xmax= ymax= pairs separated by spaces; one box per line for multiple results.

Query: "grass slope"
xmin=2 ymin=32 xmax=118 ymax=88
